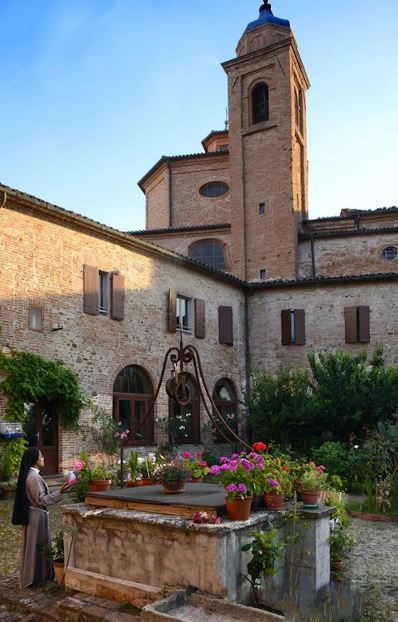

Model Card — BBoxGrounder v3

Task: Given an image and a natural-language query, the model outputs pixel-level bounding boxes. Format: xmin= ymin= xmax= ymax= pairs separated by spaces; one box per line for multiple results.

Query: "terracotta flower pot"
xmin=141 ymin=477 xmax=155 ymax=486
xmin=53 ymin=560 xmax=64 ymax=585
xmin=301 ymin=489 xmax=321 ymax=507
xmin=88 ymin=479 xmax=112 ymax=492
xmin=225 ymin=496 xmax=252 ymax=521
xmin=191 ymin=476 xmax=203 ymax=484
xmin=161 ymin=480 xmax=187 ymax=494
xmin=127 ymin=480 xmax=144 ymax=487
xmin=264 ymin=492 xmax=285 ymax=511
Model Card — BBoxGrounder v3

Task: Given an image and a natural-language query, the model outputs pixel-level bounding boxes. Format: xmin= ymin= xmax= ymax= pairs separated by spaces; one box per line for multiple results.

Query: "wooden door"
xmin=24 ymin=403 xmax=59 ymax=476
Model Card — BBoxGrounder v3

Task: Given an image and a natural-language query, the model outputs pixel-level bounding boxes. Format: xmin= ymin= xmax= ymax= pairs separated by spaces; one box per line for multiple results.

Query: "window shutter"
xmin=344 ymin=307 xmax=358 ymax=343
xmin=195 ymin=299 xmax=206 ymax=339
xmin=111 ymin=273 xmax=125 ymax=321
xmin=83 ymin=265 xmax=99 ymax=315
xmin=294 ymin=309 xmax=306 ymax=345
xmin=281 ymin=309 xmax=292 ymax=345
xmin=219 ymin=306 xmax=233 ymax=345
xmin=358 ymin=305 xmax=370 ymax=343
xmin=168 ymin=289 xmax=177 ymax=333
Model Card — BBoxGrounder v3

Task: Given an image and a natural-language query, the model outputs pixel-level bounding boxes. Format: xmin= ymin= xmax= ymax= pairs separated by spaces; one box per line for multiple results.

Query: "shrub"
xmin=312 ymin=442 xmax=349 ymax=480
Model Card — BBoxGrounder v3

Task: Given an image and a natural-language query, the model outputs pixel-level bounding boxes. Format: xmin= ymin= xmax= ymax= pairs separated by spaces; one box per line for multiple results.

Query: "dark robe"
xmin=20 ymin=468 xmax=62 ymax=588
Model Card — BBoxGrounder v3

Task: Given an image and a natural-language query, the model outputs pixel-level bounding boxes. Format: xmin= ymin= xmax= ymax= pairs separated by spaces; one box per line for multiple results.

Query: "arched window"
xmin=113 ymin=365 xmax=154 ymax=445
xmin=251 ymin=82 xmax=269 ymax=124
xmin=168 ymin=374 xmax=200 ymax=444
xmin=212 ymin=379 xmax=238 ymax=443
xmin=190 ymin=240 xmax=227 ymax=271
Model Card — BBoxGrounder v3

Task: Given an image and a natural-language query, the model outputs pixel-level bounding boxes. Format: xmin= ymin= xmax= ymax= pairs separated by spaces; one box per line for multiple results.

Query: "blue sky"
xmin=1 ymin=0 xmax=397 ymax=231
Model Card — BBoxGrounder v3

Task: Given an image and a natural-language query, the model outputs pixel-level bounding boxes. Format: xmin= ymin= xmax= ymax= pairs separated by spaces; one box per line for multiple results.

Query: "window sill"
xmin=243 ymin=122 xmax=277 ymax=138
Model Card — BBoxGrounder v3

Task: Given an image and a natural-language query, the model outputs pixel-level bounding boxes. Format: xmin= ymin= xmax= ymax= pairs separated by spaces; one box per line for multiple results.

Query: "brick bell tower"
xmin=222 ymin=2 xmax=310 ymax=281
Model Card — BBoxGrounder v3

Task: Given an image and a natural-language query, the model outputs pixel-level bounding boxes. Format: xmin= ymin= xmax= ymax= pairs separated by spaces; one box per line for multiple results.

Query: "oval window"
xmin=199 ymin=181 xmax=229 ymax=198
xmin=382 ymin=247 xmax=398 ymax=261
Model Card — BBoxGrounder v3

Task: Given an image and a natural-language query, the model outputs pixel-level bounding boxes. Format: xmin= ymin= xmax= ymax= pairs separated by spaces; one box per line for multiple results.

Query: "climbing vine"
xmin=0 ymin=349 xmax=86 ymax=430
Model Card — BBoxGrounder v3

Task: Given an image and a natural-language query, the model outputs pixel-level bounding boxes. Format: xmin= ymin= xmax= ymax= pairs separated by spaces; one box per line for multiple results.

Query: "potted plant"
xmin=52 ymin=530 xmax=65 ymax=585
xmin=137 ymin=453 xmax=159 ymax=485
xmin=263 ymin=476 xmax=285 ymax=511
xmin=300 ymin=466 xmax=326 ymax=507
xmin=329 ymin=521 xmax=354 ymax=571
xmin=87 ymin=463 xmax=113 ymax=492
xmin=156 ymin=461 xmax=190 ymax=493
xmin=210 ymin=452 xmax=265 ymax=521
xmin=127 ymin=451 xmax=142 ymax=486
xmin=180 ymin=451 xmax=210 ymax=483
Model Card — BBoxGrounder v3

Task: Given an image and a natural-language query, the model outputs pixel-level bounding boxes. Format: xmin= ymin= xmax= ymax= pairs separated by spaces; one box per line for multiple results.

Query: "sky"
xmin=0 ymin=0 xmax=397 ymax=232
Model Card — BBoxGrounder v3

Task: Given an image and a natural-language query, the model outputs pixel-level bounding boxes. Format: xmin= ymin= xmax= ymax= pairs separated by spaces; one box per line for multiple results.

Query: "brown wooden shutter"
xmin=83 ymin=265 xmax=99 ymax=315
xmin=111 ymin=273 xmax=125 ymax=321
xmin=294 ymin=309 xmax=306 ymax=345
xmin=358 ymin=305 xmax=370 ymax=343
xmin=281 ymin=309 xmax=292 ymax=345
xmin=168 ymin=289 xmax=177 ymax=333
xmin=344 ymin=307 xmax=358 ymax=343
xmin=195 ymin=299 xmax=205 ymax=339
xmin=219 ymin=306 xmax=233 ymax=345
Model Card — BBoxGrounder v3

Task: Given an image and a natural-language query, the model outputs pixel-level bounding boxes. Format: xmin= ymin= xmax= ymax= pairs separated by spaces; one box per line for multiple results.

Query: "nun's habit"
xmin=12 ymin=448 xmax=62 ymax=588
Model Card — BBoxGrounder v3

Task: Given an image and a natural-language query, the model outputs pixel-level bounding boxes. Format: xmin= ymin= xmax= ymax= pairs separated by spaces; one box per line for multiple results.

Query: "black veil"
xmin=12 ymin=447 xmax=40 ymax=525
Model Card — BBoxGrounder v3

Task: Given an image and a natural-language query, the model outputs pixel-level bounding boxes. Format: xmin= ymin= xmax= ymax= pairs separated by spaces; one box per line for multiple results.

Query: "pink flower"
xmin=220 ymin=457 xmax=230 ymax=464
xmin=198 ymin=461 xmax=208 ymax=468
xmin=182 ymin=451 xmax=192 ymax=459
xmin=237 ymin=484 xmax=247 ymax=494
xmin=195 ymin=452 xmax=203 ymax=459
xmin=240 ymin=459 xmax=254 ymax=471
xmin=316 ymin=465 xmax=325 ymax=473
xmin=231 ymin=453 xmax=240 ymax=460
xmin=118 ymin=421 xmax=122 ymax=426
xmin=210 ymin=465 xmax=221 ymax=475
xmin=125 ymin=429 xmax=130 ymax=435
xmin=73 ymin=461 xmax=84 ymax=472
xmin=220 ymin=463 xmax=230 ymax=471
xmin=226 ymin=484 xmax=237 ymax=492
xmin=269 ymin=478 xmax=279 ymax=488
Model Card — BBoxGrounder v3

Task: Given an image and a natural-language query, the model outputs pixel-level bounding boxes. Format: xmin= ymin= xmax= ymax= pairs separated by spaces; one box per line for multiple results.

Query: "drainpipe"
xmin=168 ymin=163 xmax=173 ymax=228
xmin=244 ymin=288 xmax=251 ymax=393
xmin=0 ymin=191 xmax=7 ymax=208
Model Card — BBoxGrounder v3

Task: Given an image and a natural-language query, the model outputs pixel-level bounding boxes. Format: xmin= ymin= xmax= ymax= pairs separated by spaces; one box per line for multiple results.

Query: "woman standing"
xmin=12 ymin=447 xmax=70 ymax=588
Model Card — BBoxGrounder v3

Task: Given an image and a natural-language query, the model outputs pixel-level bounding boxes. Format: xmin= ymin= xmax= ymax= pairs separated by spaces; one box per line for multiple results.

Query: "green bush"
xmin=312 ymin=442 xmax=349 ymax=479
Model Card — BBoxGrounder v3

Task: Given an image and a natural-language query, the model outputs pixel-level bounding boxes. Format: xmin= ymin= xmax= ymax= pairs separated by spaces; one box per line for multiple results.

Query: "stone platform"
xmin=85 ymin=483 xmax=225 ymax=519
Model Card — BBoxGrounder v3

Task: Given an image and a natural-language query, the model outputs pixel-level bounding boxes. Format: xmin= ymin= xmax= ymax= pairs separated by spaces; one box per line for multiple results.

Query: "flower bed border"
xmin=349 ymin=511 xmax=398 ymax=522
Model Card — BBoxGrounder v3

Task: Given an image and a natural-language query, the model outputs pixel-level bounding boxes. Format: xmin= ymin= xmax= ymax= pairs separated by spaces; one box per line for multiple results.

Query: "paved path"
xmin=347 ymin=518 xmax=398 ymax=621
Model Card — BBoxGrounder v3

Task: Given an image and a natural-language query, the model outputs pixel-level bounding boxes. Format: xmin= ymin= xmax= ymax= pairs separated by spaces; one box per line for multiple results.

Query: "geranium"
xmin=210 ymin=452 xmax=266 ymax=500
xmin=190 ymin=511 xmax=223 ymax=525
xmin=253 ymin=442 xmax=268 ymax=453
xmin=178 ymin=452 xmax=210 ymax=479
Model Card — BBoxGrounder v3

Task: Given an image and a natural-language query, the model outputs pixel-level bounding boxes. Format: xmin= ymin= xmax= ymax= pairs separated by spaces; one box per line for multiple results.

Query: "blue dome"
xmin=246 ymin=2 xmax=290 ymax=32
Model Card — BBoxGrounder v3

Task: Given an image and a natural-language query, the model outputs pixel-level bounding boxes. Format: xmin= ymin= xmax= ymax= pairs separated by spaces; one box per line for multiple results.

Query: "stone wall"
xmin=248 ymin=279 xmax=398 ymax=372
xmin=0 ymin=197 xmax=246 ymax=465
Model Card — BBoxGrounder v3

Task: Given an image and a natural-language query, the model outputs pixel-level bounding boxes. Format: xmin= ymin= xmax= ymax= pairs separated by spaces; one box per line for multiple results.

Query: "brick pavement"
xmin=0 ymin=575 xmax=140 ymax=622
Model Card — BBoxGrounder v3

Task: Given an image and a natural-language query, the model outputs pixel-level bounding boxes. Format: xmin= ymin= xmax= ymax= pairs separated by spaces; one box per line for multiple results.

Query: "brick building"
xmin=1 ymin=2 xmax=397 ymax=474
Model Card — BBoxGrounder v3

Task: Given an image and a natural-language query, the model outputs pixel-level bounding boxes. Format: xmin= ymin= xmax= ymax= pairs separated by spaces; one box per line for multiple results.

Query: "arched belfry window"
xmin=113 ymin=365 xmax=154 ymax=444
xmin=251 ymin=82 xmax=269 ymax=124
xmin=189 ymin=240 xmax=227 ymax=271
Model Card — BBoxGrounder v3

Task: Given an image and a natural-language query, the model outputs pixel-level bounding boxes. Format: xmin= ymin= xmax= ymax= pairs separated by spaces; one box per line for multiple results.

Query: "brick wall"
xmin=299 ymin=232 xmax=398 ymax=278
xmin=248 ymin=280 xmax=398 ymax=373
xmin=0 ymin=198 xmax=246 ymax=466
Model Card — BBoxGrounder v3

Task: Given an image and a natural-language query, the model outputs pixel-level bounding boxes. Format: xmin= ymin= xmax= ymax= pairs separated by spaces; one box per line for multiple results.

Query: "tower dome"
xmin=245 ymin=1 xmax=290 ymax=32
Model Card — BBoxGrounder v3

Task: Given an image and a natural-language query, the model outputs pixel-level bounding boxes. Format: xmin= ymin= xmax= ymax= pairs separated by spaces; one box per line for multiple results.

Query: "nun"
xmin=12 ymin=447 xmax=70 ymax=588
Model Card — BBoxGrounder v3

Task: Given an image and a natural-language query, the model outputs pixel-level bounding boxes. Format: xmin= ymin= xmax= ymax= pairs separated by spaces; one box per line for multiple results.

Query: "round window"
xmin=381 ymin=247 xmax=398 ymax=261
xmin=199 ymin=181 xmax=229 ymax=198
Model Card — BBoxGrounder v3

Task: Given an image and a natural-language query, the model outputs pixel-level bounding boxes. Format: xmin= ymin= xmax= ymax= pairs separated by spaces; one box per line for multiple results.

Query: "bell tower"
xmin=222 ymin=2 xmax=310 ymax=281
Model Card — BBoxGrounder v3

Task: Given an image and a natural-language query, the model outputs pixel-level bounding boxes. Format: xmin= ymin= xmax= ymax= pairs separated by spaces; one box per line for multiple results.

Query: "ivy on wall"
xmin=0 ymin=350 xmax=86 ymax=430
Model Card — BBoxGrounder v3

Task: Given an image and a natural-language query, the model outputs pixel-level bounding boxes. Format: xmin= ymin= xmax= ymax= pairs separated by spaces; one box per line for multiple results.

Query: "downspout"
xmin=0 ymin=191 xmax=7 ymax=208
xmin=244 ymin=287 xmax=252 ymax=445
xmin=168 ymin=163 xmax=173 ymax=228
xmin=310 ymin=235 xmax=316 ymax=278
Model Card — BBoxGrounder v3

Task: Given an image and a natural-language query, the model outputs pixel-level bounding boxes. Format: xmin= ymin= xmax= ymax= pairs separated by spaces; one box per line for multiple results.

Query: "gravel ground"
xmin=346 ymin=518 xmax=398 ymax=621
xmin=0 ymin=493 xmax=71 ymax=576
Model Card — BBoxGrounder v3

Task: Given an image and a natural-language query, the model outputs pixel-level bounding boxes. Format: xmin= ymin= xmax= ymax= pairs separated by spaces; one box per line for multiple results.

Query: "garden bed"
xmin=349 ymin=511 xmax=398 ymax=522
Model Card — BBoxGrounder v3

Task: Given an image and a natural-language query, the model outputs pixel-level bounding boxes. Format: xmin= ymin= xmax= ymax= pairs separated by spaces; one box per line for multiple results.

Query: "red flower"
xmin=282 ymin=466 xmax=290 ymax=473
xmin=252 ymin=442 xmax=268 ymax=453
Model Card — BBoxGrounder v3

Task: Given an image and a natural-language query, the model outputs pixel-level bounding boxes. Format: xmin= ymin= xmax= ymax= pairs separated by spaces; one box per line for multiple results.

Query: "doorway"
xmin=24 ymin=402 xmax=59 ymax=476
